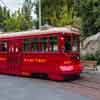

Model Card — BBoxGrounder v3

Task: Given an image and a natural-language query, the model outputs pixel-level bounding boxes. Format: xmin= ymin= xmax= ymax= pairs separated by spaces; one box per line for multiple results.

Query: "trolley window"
xmin=31 ymin=38 xmax=39 ymax=52
xmin=64 ymin=36 xmax=72 ymax=52
xmin=23 ymin=39 xmax=30 ymax=52
xmin=40 ymin=38 xmax=48 ymax=52
xmin=72 ymin=36 xmax=79 ymax=52
xmin=0 ymin=41 xmax=7 ymax=52
xmin=49 ymin=36 xmax=58 ymax=52
xmin=64 ymin=35 xmax=79 ymax=52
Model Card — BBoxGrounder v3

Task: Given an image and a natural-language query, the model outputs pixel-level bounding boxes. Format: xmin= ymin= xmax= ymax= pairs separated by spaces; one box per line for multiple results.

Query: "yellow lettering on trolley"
xmin=64 ymin=61 xmax=72 ymax=64
xmin=24 ymin=58 xmax=47 ymax=63
xmin=0 ymin=57 xmax=6 ymax=61
xmin=37 ymin=59 xmax=47 ymax=63
xmin=24 ymin=58 xmax=34 ymax=62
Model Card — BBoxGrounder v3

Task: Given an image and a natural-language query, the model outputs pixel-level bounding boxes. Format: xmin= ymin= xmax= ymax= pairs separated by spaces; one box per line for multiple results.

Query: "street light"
xmin=39 ymin=0 xmax=41 ymax=28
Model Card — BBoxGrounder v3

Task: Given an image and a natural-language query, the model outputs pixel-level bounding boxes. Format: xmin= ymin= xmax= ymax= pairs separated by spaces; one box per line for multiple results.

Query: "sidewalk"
xmin=81 ymin=66 xmax=100 ymax=79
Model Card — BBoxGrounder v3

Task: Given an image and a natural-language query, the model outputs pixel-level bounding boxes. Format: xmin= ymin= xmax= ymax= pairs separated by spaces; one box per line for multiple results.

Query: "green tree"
xmin=34 ymin=0 xmax=75 ymax=27
xmin=74 ymin=0 xmax=100 ymax=38
xmin=21 ymin=0 xmax=34 ymax=29
xmin=3 ymin=15 xmax=16 ymax=32
xmin=0 ymin=6 xmax=10 ymax=31
xmin=3 ymin=8 xmax=33 ymax=32
xmin=2 ymin=0 xmax=34 ymax=32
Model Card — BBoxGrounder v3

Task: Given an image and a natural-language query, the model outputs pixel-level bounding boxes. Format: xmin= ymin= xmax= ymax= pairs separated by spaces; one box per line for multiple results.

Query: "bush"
xmin=95 ymin=51 xmax=100 ymax=65
xmin=80 ymin=54 xmax=96 ymax=60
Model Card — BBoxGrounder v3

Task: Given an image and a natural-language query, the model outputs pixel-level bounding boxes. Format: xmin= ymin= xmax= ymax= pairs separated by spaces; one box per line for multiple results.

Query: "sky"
xmin=0 ymin=0 xmax=36 ymax=19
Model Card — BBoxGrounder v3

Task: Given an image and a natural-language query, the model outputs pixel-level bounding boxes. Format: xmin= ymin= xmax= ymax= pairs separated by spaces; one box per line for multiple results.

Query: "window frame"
xmin=0 ymin=41 xmax=8 ymax=53
xmin=23 ymin=39 xmax=31 ymax=52
xmin=39 ymin=37 xmax=49 ymax=52
xmin=31 ymin=38 xmax=39 ymax=52
xmin=49 ymin=36 xmax=59 ymax=52
xmin=63 ymin=34 xmax=80 ymax=53
xmin=72 ymin=35 xmax=80 ymax=52
xmin=22 ymin=34 xmax=60 ymax=53
xmin=64 ymin=35 xmax=72 ymax=53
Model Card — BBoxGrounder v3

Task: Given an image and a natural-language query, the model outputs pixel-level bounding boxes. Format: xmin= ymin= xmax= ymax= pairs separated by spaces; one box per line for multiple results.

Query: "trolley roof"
xmin=0 ymin=27 xmax=80 ymax=38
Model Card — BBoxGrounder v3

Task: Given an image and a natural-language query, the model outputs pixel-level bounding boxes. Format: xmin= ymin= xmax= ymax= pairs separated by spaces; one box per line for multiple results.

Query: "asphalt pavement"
xmin=0 ymin=75 xmax=90 ymax=100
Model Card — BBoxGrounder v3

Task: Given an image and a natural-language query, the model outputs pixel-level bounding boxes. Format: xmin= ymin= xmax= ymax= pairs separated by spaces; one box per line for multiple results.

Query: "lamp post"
xmin=39 ymin=0 xmax=41 ymax=28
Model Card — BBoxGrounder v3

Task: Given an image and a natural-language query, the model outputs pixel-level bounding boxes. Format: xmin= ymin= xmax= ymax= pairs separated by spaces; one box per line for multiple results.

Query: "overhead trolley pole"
xmin=39 ymin=0 xmax=41 ymax=29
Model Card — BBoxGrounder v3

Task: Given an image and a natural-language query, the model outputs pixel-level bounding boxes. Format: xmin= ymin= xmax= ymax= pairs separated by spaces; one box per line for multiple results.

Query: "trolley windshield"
xmin=64 ymin=35 xmax=79 ymax=53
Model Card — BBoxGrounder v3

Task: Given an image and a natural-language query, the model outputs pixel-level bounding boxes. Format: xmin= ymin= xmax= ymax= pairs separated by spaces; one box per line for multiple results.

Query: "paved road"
xmin=0 ymin=75 xmax=90 ymax=100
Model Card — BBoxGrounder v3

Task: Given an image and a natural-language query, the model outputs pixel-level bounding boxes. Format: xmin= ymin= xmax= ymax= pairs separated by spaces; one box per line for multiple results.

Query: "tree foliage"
xmin=74 ymin=0 xmax=100 ymax=37
xmin=0 ymin=6 xmax=10 ymax=31
xmin=0 ymin=0 xmax=34 ymax=32
xmin=34 ymin=0 xmax=100 ymax=37
xmin=34 ymin=0 xmax=75 ymax=27
xmin=0 ymin=0 xmax=100 ymax=37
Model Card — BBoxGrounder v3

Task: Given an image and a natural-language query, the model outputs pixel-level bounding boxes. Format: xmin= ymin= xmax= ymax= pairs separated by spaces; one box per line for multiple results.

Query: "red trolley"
xmin=0 ymin=27 xmax=83 ymax=80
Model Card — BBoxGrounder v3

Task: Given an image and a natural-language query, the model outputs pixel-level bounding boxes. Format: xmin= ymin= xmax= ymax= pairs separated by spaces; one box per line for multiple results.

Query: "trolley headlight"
xmin=60 ymin=65 xmax=73 ymax=71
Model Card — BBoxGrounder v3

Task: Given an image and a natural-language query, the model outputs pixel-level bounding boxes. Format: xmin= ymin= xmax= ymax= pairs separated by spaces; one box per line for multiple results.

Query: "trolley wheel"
xmin=32 ymin=73 xmax=48 ymax=80
xmin=48 ymin=74 xmax=64 ymax=81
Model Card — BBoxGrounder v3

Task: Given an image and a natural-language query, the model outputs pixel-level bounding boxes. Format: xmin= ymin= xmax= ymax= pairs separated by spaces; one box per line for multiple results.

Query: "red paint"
xmin=0 ymin=30 xmax=83 ymax=81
